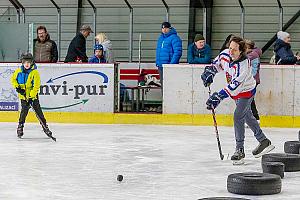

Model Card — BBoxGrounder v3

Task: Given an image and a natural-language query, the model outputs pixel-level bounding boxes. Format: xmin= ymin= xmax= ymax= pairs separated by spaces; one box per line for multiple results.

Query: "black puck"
xmin=117 ymin=175 xmax=123 ymax=182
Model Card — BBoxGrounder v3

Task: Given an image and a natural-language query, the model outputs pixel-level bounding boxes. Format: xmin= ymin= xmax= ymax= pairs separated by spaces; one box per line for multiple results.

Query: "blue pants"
xmin=234 ymin=96 xmax=266 ymax=149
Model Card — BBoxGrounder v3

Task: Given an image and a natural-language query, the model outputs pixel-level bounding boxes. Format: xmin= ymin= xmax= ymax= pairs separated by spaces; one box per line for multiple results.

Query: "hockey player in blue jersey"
xmin=201 ymin=36 xmax=274 ymax=165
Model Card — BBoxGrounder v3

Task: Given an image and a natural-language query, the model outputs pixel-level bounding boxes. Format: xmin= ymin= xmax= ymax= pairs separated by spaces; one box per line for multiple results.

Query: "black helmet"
xmin=21 ymin=53 xmax=34 ymax=63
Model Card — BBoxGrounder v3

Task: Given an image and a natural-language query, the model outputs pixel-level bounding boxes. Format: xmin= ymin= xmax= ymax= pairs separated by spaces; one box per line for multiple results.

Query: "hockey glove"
xmin=206 ymin=91 xmax=226 ymax=110
xmin=201 ymin=66 xmax=218 ymax=87
xmin=27 ymin=98 xmax=33 ymax=105
xmin=16 ymin=87 xmax=26 ymax=95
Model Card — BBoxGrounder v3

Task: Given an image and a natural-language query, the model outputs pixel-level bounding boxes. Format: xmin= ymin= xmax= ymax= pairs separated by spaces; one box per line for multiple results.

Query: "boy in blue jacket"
xmin=89 ymin=44 xmax=107 ymax=63
xmin=11 ymin=53 xmax=53 ymax=139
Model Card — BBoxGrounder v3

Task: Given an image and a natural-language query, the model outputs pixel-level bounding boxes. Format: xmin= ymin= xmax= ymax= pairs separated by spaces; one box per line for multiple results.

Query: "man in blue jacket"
xmin=156 ymin=22 xmax=182 ymax=88
xmin=187 ymin=34 xmax=211 ymax=64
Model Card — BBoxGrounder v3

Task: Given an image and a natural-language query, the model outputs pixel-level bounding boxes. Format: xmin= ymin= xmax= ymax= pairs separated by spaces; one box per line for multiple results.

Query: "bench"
xmin=119 ymin=68 xmax=162 ymax=112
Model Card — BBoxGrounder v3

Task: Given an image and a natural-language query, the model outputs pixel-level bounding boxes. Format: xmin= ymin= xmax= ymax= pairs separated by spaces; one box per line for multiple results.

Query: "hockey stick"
xmin=29 ymin=101 xmax=56 ymax=142
xmin=208 ymin=86 xmax=224 ymax=160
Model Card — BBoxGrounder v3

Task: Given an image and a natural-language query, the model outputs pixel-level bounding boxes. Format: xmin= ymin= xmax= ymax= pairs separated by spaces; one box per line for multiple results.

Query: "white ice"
xmin=0 ymin=122 xmax=299 ymax=200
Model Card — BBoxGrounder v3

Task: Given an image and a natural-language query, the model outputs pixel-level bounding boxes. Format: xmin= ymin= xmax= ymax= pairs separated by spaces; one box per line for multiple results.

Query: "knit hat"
xmin=277 ymin=31 xmax=290 ymax=41
xmin=194 ymin=34 xmax=205 ymax=42
xmin=161 ymin=22 xmax=171 ymax=29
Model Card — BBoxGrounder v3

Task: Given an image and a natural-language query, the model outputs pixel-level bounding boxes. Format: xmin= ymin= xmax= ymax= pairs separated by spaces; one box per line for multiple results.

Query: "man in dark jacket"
xmin=187 ymin=34 xmax=211 ymax=64
xmin=274 ymin=31 xmax=300 ymax=65
xmin=65 ymin=25 xmax=93 ymax=63
xmin=33 ymin=26 xmax=58 ymax=63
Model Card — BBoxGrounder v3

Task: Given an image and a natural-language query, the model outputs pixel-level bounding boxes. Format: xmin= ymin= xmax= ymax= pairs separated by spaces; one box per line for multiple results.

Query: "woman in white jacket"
xmin=95 ymin=33 xmax=114 ymax=63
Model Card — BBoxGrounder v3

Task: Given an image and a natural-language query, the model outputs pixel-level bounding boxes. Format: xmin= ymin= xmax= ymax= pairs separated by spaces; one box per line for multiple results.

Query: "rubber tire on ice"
xmin=199 ymin=198 xmax=250 ymax=200
xmin=284 ymin=141 xmax=300 ymax=154
xmin=262 ymin=162 xmax=284 ymax=178
xmin=227 ymin=172 xmax=281 ymax=195
xmin=262 ymin=153 xmax=300 ymax=172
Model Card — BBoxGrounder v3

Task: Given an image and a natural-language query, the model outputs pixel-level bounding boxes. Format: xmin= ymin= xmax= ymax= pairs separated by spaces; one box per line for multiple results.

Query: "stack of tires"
xmin=226 ymin=131 xmax=300 ymax=196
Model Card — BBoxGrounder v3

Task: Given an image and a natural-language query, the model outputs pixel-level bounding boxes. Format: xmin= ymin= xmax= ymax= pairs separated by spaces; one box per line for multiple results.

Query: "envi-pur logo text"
xmin=39 ymin=71 xmax=108 ymax=110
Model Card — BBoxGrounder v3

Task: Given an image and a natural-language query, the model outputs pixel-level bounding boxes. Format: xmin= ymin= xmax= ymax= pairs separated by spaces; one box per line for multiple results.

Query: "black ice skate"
xmin=17 ymin=123 xmax=24 ymax=138
xmin=252 ymin=138 xmax=275 ymax=158
xmin=42 ymin=124 xmax=56 ymax=141
xmin=43 ymin=124 xmax=52 ymax=137
xmin=231 ymin=148 xmax=245 ymax=165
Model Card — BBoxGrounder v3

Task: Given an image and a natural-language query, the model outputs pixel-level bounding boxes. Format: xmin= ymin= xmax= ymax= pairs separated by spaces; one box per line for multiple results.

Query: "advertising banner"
xmin=0 ymin=66 xmax=19 ymax=111
xmin=0 ymin=63 xmax=115 ymax=112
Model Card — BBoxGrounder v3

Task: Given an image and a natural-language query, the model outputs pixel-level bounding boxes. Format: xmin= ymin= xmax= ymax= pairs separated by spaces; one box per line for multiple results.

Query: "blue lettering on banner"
xmin=0 ymin=102 xmax=18 ymax=111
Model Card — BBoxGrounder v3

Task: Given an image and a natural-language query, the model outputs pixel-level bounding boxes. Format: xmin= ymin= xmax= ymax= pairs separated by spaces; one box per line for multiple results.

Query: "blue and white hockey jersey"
xmin=212 ymin=49 xmax=256 ymax=100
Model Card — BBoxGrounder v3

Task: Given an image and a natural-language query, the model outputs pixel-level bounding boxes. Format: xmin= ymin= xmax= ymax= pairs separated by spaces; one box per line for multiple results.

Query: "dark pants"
xmin=19 ymin=99 xmax=46 ymax=125
xmin=251 ymin=99 xmax=260 ymax=120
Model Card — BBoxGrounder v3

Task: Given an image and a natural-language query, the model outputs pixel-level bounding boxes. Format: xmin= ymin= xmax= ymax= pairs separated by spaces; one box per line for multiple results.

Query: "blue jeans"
xmin=234 ymin=96 xmax=266 ymax=149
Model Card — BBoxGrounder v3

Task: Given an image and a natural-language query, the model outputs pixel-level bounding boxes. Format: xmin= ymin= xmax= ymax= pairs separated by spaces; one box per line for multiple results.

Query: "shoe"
xmin=231 ymin=148 xmax=245 ymax=165
xmin=17 ymin=123 xmax=24 ymax=138
xmin=156 ymin=106 xmax=162 ymax=113
xmin=252 ymin=138 xmax=275 ymax=158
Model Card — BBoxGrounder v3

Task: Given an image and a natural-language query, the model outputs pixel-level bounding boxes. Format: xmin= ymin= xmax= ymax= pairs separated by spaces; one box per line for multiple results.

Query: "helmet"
xmin=94 ymin=44 xmax=103 ymax=51
xmin=21 ymin=53 xmax=34 ymax=63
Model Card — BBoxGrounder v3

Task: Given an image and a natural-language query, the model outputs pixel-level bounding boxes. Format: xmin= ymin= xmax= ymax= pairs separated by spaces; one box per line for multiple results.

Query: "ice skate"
xmin=231 ymin=148 xmax=245 ymax=165
xmin=252 ymin=138 xmax=275 ymax=158
xmin=17 ymin=123 xmax=24 ymax=138
xmin=42 ymin=124 xmax=56 ymax=141
xmin=42 ymin=124 xmax=52 ymax=138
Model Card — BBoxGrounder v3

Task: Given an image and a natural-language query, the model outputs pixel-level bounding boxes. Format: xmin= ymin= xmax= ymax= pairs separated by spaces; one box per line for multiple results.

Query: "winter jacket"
xmin=33 ymin=34 xmax=58 ymax=62
xmin=89 ymin=55 xmax=106 ymax=63
xmin=156 ymin=28 xmax=182 ymax=68
xmin=187 ymin=43 xmax=211 ymax=64
xmin=274 ymin=39 xmax=297 ymax=64
xmin=65 ymin=33 xmax=88 ymax=63
xmin=98 ymin=40 xmax=114 ymax=63
xmin=247 ymin=47 xmax=262 ymax=84
xmin=11 ymin=64 xmax=40 ymax=101
xmin=212 ymin=49 xmax=256 ymax=100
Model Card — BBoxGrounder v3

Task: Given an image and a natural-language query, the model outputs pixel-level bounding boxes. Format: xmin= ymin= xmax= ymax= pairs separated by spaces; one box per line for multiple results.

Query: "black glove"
xmin=16 ymin=87 xmax=26 ymax=95
xmin=27 ymin=98 xmax=33 ymax=105
xmin=206 ymin=92 xmax=224 ymax=110
xmin=201 ymin=66 xmax=217 ymax=87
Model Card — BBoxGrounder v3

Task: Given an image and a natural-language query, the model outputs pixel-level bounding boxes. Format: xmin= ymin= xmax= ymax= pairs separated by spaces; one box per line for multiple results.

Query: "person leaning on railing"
xmin=33 ymin=26 xmax=58 ymax=63
xmin=187 ymin=34 xmax=211 ymax=64
xmin=274 ymin=31 xmax=300 ymax=65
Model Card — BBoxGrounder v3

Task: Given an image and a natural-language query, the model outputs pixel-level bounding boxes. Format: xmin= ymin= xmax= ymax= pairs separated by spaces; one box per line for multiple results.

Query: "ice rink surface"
xmin=0 ymin=122 xmax=299 ymax=200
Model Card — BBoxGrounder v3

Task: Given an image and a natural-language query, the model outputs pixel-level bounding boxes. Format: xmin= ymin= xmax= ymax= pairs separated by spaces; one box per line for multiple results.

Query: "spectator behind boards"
xmin=187 ymin=34 xmax=211 ymax=64
xmin=89 ymin=44 xmax=106 ymax=63
xmin=64 ymin=25 xmax=93 ymax=63
xmin=33 ymin=26 xmax=58 ymax=62
xmin=245 ymin=39 xmax=262 ymax=126
xmin=274 ymin=31 xmax=300 ymax=65
xmin=156 ymin=22 xmax=182 ymax=88
xmin=95 ymin=33 xmax=114 ymax=63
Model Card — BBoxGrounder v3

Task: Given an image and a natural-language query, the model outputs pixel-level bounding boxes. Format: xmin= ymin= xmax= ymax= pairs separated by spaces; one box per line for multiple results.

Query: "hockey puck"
xmin=117 ymin=175 xmax=123 ymax=182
